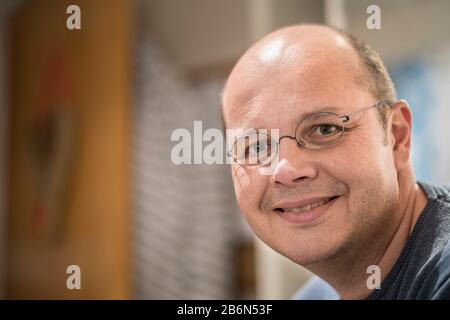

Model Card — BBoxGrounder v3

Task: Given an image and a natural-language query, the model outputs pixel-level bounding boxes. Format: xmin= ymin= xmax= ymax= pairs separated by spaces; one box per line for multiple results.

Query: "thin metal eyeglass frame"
xmin=229 ymin=100 xmax=393 ymax=167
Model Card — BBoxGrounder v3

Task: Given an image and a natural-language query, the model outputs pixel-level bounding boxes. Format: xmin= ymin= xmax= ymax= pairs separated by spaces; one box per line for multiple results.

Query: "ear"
xmin=388 ymin=100 xmax=412 ymax=171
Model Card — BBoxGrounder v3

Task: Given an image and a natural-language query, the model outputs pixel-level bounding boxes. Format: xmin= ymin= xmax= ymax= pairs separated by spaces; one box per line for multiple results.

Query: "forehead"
xmin=222 ymin=35 xmax=369 ymax=128
xmin=223 ymin=61 xmax=366 ymax=130
xmin=222 ymin=29 xmax=371 ymax=130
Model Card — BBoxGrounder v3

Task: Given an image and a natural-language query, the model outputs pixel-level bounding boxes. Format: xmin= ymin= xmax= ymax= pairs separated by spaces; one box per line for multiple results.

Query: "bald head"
xmin=222 ymin=24 xmax=396 ymax=128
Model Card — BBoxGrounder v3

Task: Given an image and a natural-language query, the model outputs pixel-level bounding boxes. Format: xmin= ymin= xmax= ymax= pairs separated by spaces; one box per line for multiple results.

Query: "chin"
xmin=248 ymin=199 xmax=354 ymax=266
xmin=285 ymin=246 xmax=342 ymax=266
xmin=260 ymin=226 xmax=350 ymax=267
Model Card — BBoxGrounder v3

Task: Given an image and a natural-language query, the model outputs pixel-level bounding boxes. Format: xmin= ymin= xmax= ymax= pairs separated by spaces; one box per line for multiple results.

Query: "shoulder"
xmin=429 ymin=244 xmax=450 ymax=299
xmin=417 ymin=181 xmax=450 ymax=231
xmin=419 ymin=181 xmax=450 ymax=204
xmin=416 ymin=241 xmax=450 ymax=299
xmin=408 ymin=183 xmax=450 ymax=299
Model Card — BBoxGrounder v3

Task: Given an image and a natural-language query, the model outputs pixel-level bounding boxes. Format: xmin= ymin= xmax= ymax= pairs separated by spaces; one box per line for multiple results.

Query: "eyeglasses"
xmin=228 ymin=100 xmax=393 ymax=168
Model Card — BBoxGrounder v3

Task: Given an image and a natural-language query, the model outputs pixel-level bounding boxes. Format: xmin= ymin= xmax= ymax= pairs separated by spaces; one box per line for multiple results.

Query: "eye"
xmin=247 ymin=140 xmax=267 ymax=156
xmin=313 ymin=124 xmax=340 ymax=136
xmin=232 ymin=133 xmax=274 ymax=166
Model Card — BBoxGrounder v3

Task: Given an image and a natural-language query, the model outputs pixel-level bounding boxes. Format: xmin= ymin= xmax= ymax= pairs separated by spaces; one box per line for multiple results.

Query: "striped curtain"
xmin=132 ymin=39 xmax=243 ymax=299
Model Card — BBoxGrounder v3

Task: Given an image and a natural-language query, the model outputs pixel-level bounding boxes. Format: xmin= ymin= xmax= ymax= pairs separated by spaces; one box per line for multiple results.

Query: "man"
xmin=221 ymin=24 xmax=450 ymax=299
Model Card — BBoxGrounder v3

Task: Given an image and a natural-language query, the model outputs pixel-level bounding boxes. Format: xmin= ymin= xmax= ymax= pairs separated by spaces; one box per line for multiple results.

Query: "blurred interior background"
xmin=0 ymin=0 xmax=449 ymax=299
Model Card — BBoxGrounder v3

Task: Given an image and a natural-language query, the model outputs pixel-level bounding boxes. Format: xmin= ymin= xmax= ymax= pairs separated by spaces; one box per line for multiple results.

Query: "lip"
xmin=273 ymin=196 xmax=340 ymax=225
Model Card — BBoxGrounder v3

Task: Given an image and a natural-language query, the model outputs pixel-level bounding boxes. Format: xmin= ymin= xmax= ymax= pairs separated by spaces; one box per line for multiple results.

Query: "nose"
xmin=270 ymin=138 xmax=318 ymax=187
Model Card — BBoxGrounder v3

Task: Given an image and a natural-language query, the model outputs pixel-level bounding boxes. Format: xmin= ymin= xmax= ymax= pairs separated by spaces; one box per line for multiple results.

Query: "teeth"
xmin=283 ymin=198 xmax=332 ymax=214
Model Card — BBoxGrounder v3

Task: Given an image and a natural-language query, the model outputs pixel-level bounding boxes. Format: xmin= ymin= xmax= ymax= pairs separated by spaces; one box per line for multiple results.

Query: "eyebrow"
xmin=295 ymin=106 xmax=342 ymax=120
xmin=238 ymin=105 xmax=343 ymax=130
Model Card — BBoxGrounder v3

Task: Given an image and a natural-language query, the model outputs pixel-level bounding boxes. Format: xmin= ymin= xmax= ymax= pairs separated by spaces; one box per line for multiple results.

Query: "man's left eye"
xmin=315 ymin=124 xmax=338 ymax=136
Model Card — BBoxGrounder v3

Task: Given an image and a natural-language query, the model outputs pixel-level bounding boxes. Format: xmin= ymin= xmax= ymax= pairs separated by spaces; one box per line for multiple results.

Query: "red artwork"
xmin=27 ymin=49 xmax=77 ymax=241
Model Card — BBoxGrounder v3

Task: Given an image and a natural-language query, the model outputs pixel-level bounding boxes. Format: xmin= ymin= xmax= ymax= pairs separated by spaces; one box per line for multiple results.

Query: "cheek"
xmin=338 ymin=127 xmax=395 ymax=180
xmin=331 ymin=135 xmax=397 ymax=214
xmin=232 ymin=165 xmax=268 ymax=216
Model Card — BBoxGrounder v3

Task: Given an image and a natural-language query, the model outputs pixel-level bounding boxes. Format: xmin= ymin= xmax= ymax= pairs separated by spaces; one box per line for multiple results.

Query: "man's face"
xmin=223 ymin=33 xmax=400 ymax=266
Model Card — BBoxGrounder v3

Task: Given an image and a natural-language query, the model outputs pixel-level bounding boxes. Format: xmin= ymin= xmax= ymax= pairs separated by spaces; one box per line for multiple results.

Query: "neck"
xmin=307 ymin=167 xmax=427 ymax=299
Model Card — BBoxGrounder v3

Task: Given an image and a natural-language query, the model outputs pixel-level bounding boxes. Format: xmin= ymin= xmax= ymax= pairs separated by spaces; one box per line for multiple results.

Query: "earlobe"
xmin=389 ymin=100 xmax=412 ymax=169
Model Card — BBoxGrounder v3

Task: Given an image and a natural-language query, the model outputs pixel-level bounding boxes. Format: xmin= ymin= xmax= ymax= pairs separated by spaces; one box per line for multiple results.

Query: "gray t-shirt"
xmin=366 ymin=182 xmax=450 ymax=299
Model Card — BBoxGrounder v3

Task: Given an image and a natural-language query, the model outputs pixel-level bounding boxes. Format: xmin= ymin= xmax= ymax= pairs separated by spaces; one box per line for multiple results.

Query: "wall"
xmin=345 ymin=0 xmax=450 ymax=184
xmin=6 ymin=0 xmax=132 ymax=298
xmin=141 ymin=0 xmax=248 ymax=71
xmin=345 ymin=0 xmax=450 ymax=65
xmin=0 ymin=2 xmax=10 ymax=300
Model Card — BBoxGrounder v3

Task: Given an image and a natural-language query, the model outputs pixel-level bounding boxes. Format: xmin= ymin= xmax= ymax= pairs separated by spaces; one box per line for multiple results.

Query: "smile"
xmin=273 ymin=196 xmax=340 ymax=224
xmin=275 ymin=196 xmax=338 ymax=213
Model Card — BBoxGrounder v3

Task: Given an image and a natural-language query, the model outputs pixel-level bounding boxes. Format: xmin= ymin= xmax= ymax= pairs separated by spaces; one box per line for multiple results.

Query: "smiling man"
xmin=221 ymin=24 xmax=450 ymax=300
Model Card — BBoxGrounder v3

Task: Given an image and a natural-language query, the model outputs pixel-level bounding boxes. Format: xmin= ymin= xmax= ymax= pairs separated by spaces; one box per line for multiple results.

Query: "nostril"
xmin=293 ymin=176 xmax=308 ymax=183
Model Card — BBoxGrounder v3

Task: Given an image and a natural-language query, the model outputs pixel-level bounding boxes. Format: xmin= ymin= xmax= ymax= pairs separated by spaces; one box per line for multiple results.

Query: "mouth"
xmin=273 ymin=195 xmax=340 ymax=225
xmin=274 ymin=195 xmax=340 ymax=213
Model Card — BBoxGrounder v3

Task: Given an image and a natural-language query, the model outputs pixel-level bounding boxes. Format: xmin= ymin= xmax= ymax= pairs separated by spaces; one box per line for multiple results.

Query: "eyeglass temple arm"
xmin=341 ymin=100 xmax=394 ymax=122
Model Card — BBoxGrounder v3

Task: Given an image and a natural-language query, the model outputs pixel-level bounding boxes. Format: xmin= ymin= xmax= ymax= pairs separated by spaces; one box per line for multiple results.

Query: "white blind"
xmin=133 ymin=39 xmax=242 ymax=299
